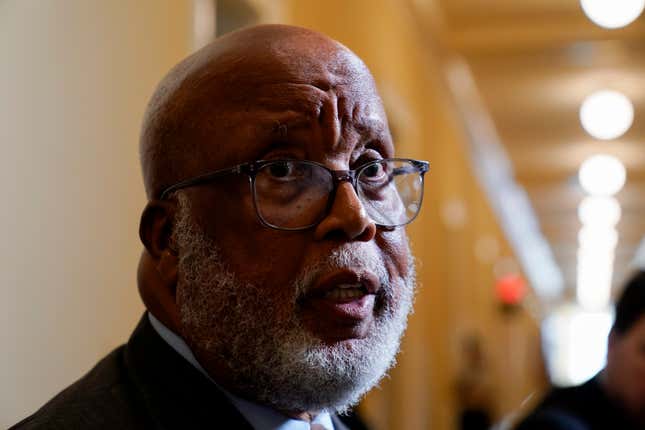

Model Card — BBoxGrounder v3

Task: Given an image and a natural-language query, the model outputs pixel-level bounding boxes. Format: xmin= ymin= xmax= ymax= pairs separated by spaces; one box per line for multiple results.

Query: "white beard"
xmin=173 ymin=193 xmax=416 ymax=413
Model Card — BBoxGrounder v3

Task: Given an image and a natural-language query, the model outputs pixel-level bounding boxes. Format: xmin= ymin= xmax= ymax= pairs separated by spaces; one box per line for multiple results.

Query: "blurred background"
xmin=2 ymin=1 xmax=645 ymax=429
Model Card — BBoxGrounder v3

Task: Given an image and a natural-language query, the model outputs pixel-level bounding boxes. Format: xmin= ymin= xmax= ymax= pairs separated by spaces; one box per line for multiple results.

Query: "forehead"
xmin=187 ymin=45 xmax=392 ymax=169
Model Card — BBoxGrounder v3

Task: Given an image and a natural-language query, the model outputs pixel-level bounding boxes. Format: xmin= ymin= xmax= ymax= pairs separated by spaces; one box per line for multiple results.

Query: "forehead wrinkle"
xmin=197 ymin=70 xmax=387 ymax=167
xmin=353 ymin=116 xmax=389 ymax=143
xmin=227 ymin=82 xmax=328 ymax=142
xmin=314 ymin=87 xmax=390 ymax=160
xmin=252 ymin=82 xmax=327 ymax=115
xmin=317 ymin=90 xmax=343 ymax=155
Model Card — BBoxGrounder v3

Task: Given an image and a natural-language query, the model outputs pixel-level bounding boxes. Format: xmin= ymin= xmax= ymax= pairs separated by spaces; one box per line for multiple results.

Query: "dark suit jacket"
xmin=515 ymin=376 xmax=641 ymax=430
xmin=12 ymin=314 xmax=367 ymax=429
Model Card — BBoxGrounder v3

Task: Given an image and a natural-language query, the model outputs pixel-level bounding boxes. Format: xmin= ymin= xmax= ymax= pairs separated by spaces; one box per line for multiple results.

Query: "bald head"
xmin=140 ymin=24 xmax=381 ymax=199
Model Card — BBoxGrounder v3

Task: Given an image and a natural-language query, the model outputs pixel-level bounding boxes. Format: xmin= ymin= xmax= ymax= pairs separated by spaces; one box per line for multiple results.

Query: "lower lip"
xmin=306 ymin=293 xmax=376 ymax=321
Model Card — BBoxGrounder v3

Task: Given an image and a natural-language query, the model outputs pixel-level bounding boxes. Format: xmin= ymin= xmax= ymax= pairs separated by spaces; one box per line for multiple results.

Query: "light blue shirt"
xmin=148 ymin=313 xmax=335 ymax=430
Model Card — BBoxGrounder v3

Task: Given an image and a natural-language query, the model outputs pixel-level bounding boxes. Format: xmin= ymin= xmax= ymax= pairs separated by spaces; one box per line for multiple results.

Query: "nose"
xmin=313 ymin=182 xmax=377 ymax=242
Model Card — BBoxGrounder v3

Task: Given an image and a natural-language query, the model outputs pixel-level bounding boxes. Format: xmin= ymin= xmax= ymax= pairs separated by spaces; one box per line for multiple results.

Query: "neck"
xmin=284 ymin=410 xmax=320 ymax=422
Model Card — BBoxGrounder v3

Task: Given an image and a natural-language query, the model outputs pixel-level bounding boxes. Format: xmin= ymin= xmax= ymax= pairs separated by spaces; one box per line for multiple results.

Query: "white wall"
xmin=0 ymin=1 xmax=190 ymax=425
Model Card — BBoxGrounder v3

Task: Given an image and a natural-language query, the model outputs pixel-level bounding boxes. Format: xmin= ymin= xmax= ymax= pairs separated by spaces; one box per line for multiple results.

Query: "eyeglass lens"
xmin=253 ymin=160 xmax=423 ymax=229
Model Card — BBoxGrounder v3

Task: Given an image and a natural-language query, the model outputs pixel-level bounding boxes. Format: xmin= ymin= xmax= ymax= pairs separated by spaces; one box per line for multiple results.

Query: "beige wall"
xmin=0 ymin=1 xmax=191 ymax=425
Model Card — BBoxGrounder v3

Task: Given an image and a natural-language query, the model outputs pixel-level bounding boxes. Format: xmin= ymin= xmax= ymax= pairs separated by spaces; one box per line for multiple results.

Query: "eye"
xmin=363 ymin=163 xmax=381 ymax=177
xmin=361 ymin=161 xmax=387 ymax=180
xmin=268 ymin=161 xmax=293 ymax=178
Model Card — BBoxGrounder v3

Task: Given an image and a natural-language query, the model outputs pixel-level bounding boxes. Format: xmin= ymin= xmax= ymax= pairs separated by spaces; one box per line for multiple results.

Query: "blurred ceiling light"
xmin=578 ymin=154 xmax=626 ymax=195
xmin=577 ymin=230 xmax=617 ymax=310
xmin=578 ymin=226 xmax=619 ymax=249
xmin=580 ymin=0 xmax=645 ymax=29
xmin=578 ymin=196 xmax=621 ymax=226
xmin=564 ymin=309 xmax=612 ymax=381
xmin=577 ymin=249 xmax=614 ymax=282
xmin=577 ymin=269 xmax=613 ymax=309
xmin=579 ymin=90 xmax=634 ymax=140
xmin=542 ymin=305 xmax=613 ymax=386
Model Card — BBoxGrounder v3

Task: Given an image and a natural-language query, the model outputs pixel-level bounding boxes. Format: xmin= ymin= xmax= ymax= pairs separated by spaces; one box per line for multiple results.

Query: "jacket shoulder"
xmin=11 ymin=346 xmax=151 ymax=429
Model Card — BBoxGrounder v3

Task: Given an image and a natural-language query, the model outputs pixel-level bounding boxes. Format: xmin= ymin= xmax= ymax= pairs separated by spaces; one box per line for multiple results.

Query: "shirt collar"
xmin=147 ymin=312 xmax=335 ymax=430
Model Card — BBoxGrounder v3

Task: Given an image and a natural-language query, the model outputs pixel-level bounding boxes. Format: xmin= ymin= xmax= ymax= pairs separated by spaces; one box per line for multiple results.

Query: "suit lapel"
xmin=123 ymin=314 xmax=254 ymax=429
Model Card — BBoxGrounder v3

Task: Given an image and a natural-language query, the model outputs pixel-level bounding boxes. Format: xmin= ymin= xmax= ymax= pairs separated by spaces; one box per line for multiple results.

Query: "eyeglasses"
xmin=160 ymin=158 xmax=429 ymax=231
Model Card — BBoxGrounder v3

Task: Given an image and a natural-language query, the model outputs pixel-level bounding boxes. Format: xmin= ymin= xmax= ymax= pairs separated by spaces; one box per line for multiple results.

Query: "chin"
xmin=303 ymin=319 xmax=375 ymax=344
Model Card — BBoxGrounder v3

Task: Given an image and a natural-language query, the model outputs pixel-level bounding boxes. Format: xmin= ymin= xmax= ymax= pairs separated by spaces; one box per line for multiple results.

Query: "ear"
xmin=138 ymin=248 xmax=181 ymax=333
xmin=140 ymin=200 xmax=179 ymax=289
xmin=140 ymin=200 xmax=177 ymax=259
xmin=139 ymin=202 xmax=181 ymax=331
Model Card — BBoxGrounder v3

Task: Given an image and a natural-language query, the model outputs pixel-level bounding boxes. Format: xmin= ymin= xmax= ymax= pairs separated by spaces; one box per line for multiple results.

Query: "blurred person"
xmin=456 ymin=334 xmax=494 ymax=430
xmin=516 ymin=270 xmax=645 ymax=430
xmin=11 ymin=24 xmax=428 ymax=429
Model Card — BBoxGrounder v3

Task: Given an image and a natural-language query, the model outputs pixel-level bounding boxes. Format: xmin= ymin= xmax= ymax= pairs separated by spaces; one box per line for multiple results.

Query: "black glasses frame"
xmin=160 ymin=158 xmax=429 ymax=231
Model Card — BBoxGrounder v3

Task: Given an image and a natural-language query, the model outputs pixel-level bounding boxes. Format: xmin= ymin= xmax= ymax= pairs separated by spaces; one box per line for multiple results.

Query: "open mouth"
xmin=324 ymin=283 xmax=369 ymax=301
xmin=299 ymin=270 xmax=380 ymax=323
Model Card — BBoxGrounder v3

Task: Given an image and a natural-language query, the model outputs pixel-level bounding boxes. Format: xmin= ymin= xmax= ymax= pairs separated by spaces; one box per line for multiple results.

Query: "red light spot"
xmin=495 ymin=274 xmax=527 ymax=305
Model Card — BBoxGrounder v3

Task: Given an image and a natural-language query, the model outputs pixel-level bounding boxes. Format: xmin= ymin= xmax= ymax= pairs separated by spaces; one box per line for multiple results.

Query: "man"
xmin=516 ymin=270 xmax=645 ymax=430
xmin=12 ymin=24 xmax=428 ymax=429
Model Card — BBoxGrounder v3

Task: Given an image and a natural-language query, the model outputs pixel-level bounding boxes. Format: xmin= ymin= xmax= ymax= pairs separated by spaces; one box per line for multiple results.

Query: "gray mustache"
xmin=294 ymin=246 xmax=390 ymax=298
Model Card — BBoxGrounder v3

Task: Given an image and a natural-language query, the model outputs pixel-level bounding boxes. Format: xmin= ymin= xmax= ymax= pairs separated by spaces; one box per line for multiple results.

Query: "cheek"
xmin=208 ymin=219 xmax=309 ymax=294
xmin=376 ymin=228 xmax=412 ymax=279
xmin=225 ymin=236 xmax=309 ymax=325
xmin=195 ymin=187 xmax=300 ymax=273
xmin=242 ymin=234 xmax=306 ymax=278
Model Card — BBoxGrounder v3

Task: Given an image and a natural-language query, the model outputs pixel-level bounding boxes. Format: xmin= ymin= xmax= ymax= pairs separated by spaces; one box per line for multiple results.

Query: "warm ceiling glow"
xmin=579 ymin=154 xmax=626 ymax=196
xmin=580 ymin=0 xmax=645 ymax=29
xmin=578 ymin=196 xmax=621 ymax=227
xmin=579 ymin=90 xmax=634 ymax=140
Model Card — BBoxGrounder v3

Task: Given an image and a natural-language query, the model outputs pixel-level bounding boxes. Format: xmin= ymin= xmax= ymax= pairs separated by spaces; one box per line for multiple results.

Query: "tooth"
xmin=325 ymin=287 xmax=366 ymax=299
